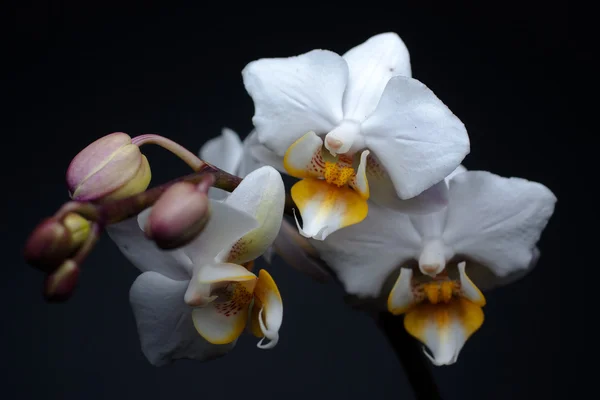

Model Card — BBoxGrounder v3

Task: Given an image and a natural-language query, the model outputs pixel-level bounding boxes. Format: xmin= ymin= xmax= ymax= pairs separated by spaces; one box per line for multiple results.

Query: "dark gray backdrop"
xmin=3 ymin=2 xmax=566 ymax=399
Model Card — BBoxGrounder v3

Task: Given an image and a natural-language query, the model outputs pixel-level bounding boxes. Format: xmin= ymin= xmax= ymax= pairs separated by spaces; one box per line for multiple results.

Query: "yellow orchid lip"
xmin=388 ymin=262 xmax=486 ymax=365
xmin=190 ymin=263 xmax=283 ymax=348
xmin=283 ymin=131 xmax=370 ymax=198
xmin=250 ymin=269 xmax=283 ymax=349
xmin=283 ymin=131 xmax=371 ymax=239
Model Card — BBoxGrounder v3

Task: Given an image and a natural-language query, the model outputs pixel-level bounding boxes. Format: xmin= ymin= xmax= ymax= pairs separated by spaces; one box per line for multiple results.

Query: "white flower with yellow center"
xmin=283 ymin=131 xmax=370 ymax=240
xmin=242 ymin=32 xmax=470 ymax=239
xmin=200 ymin=127 xmax=334 ymax=279
xmin=107 ymin=166 xmax=285 ymax=366
xmin=310 ymin=167 xmax=556 ymax=365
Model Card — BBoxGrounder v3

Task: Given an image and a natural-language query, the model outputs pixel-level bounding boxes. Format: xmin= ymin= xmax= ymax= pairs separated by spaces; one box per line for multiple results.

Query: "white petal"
xmin=238 ymin=130 xmax=284 ymax=177
xmin=242 ymin=50 xmax=347 ymax=156
xmin=248 ymin=142 xmax=286 ymax=176
xmin=366 ymin=152 xmax=449 ymax=213
xmin=129 ymin=272 xmax=234 ymax=366
xmin=442 ymin=171 xmax=556 ymax=277
xmin=310 ymin=203 xmax=421 ymax=297
xmin=135 ymin=206 xmax=205 ymax=271
xmin=199 ymin=127 xmax=243 ymax=174
xmin=445 ymin=164 xmax=467 ymax=185
xmin=182 ymin=200 xmax=259 ymax=265
xmin=107 ymin=217 xmax=192 ymax=280
xmin=342 ymin=32 xmax=412 ymax=121
xmin=409 ymin=208 xmax=448 ymax=238
xmin=361 ymin=76 xmax=470 ymax=199
xmin=225 ymin=166 xmax=284 ymax=218
xmin=466 ymin=247 xmax=541 ymax=291
xmin=221 ymin=166 xmax=285 ymax=264
xmin=387 ymin=268 xmax=415 ymax=315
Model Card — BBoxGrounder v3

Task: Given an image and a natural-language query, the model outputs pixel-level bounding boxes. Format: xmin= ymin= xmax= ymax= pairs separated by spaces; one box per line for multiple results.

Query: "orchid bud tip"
xmin=44 ymin=260 xmax=80 ymax=302
xmin=24 ymin=214 xmax=91 ymax=273
xmin=147 ymin=182 xmax=211 ymax=250
xmin=24 ymin=218 xmax=70 ymax=273
xmin=67 ymin=132 xmax=151 ymax=202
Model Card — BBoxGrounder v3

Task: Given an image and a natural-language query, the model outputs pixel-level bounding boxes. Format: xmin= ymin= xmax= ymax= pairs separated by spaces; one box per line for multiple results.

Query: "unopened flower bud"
xmin=67 ymin=132 xmax=151 ymax=202
xmin=44 ymin=260 xmax=80 ymax=302
xmin=145 ymin=182 xmax=211 ymax=250
xmin=24 ymin=213 xmax=90 ymax=273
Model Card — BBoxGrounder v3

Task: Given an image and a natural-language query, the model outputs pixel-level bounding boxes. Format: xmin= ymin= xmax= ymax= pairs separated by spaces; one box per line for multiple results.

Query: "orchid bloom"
xmin=199 ymin=127 xmax=275 ymax=261
xmin=284 ymin=131 xmax=370 ymax=240
xmin=200 ymin=128 xmax=333 ymax=280
xmin=107 ymin=166 xmax=285 ymax=366
xmin=242 ymin=32 xmax=469 ymax=239
xmin=311 ymin=167 xmax=556 ymax=365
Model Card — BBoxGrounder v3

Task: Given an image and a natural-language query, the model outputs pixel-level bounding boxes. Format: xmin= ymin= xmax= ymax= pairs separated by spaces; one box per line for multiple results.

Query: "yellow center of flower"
xmin=421 ymin=281 xmax=460 ymax=304
xmin=324 ymin=162 xmax=355 ymax=187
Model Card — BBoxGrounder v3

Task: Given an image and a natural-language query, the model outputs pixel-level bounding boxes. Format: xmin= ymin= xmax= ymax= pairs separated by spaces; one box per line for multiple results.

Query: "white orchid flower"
xmin=199 ymin=127 xmax=276 ymax=260
xmin=242 ymin=32 xmax=469 ymax=239
xmin=200 ymin=127 xmax=334 ymax=280
xmin=107 ymin=166 xmax=285 ymax=366
xmin=310 ymin=167 xmax=556 ymax=365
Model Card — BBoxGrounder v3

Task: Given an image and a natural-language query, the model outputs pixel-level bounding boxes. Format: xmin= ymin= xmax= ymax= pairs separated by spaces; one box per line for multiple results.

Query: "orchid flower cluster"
xmin=24 ymin=33 xmax=556 ymax=369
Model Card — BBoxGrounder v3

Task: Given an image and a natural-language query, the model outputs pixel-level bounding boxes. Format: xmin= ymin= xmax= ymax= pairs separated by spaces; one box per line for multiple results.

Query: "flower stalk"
xmin=131 ymin=134 xmax=207 ymax=171
xmin=376 ymin=311 xmax=442 ymax=400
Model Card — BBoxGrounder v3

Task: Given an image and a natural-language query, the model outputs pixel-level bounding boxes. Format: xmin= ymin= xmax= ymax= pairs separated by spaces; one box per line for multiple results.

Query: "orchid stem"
xmin=97 ymin=167 xmax=224 ymax=225
xmin=376 ymin=312 xmax=442 ymax=400
xmin=132 ymin=134 xmax=207 ymax=171
xmin=130 ymin=134 xmax=298 ymax=216
xmin=61 ymin=164 xmax=295 ymax=227
xmin=46 ymin=152 xmax=296 ymax=273
xmin=71 ymin=223 xmax=102 ymax=265
xmin=288 ymin=230 xmax=442 ymax=399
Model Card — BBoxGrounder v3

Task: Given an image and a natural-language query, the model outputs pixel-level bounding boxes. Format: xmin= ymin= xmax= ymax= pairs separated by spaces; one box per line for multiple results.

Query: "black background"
xmin=3 ymin=2 xmax=566 ymax=399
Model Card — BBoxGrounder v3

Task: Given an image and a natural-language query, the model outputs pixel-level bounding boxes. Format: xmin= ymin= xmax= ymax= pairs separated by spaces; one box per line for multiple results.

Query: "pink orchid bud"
xmin=67 ymin=132 xmax=151 ymax=202
xmin=43 ymin=260 xmax=80 ymax=302
xmin=24 ymin=213 xmax=90 ymax=273
xmin=145 ymin=182 xmax=211 ymax=250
